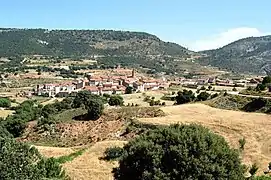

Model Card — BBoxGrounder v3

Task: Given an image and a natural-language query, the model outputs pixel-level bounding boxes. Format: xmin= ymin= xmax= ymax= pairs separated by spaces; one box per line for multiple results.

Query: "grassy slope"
xmin=138 ymin=103 xmax=271 ymax=174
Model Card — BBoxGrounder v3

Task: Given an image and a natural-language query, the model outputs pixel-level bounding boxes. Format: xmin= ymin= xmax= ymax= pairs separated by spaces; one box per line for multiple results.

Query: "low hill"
xmin=138 ymin=103 xmax=271 ymax=174
xmin=198 ymin=35 xmax=271 ymax=74
xmin=0 ymin=28 xmax=192 ymax=57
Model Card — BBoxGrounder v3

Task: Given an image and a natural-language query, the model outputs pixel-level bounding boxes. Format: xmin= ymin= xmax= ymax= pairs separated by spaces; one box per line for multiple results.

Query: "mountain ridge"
xmin=0 ymin=28 xmax=193 ymax=57
xmin=198 ymin=35 xmax=271 ymax=74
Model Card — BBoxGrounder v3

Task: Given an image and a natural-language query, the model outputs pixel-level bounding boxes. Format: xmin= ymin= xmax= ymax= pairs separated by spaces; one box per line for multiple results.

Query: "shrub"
xmin=233 ymin=87 xmax=238 ymax=91
xmin=104 ymin=147 xmax=124 ymax=161
xmin=249 ymin=163 xmax=259 ymax=177
xmin=200 ymin=86 xmax=206 ymax=90
xmin=211 ymin=93 xmax=219 ymax=99
xmin=113 ymin=124 xmax=245 ymax=180
xmin=262 ymin=76 xmax=271 ymax=85
xmin=196 ymin=91 xmax=210 ymax=101
xmin=256 ymin=84 xmax=266 ymax=91
xmin=161 ymin=102 xmax=166 ymax=106
xmin=208 ymin=85 xmax=212 ymax=91
xmin=0 ymin=98 xmax=11 ymax=108
xmin=0 ymin=124 xmax=13 ymax=138
xmin=175 ymin=89 xmax=195 ymax=105
xmin=239 ymin=137 xmax=246 ymax=151
xmin=109 ymin=95 xmax=124 ymax=106
xmin=125 ymin=86 xmax=133 ymax=94
xmin=149 ymin=100 xmax=154 ymax=106
xmin=0 ymin=138 xmax=66 ymax=180
xmin=2 ymin=117 xmax=26 ymax=137
xmin=72 ymin=90 xmax=92 ymax=108
xmin=85 ymin=97 xmax=104 ymax=120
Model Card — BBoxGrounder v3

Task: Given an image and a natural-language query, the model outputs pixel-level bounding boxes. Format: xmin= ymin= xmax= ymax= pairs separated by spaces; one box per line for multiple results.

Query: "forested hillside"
xmin=0 ymin=28 xmax=192 ymax=57
xmin=198 ymin=35 xmax=271 ymax=74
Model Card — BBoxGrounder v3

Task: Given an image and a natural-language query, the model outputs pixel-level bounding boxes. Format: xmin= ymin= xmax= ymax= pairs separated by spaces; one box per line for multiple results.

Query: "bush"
xmin=211 ymin=93 xmax=219 ymax=99
xmin=104 ymin=147 xmax=124 ymax=161
xmin=2 ymin=117 xmax=26 ymax=137
xmin=249 ymin=163 xmax=259 ymax=177
xmin=125 ymin=86 xmax=133 ymax=94
xmin=233 ymin=87 xmax=238 ymax=91
xmin=208 ymin=85 xmax=212 ymax=91
xmin=113 ymin=124 xmax=245 ymax=180
xmin=239 ymin=137 xmax=246 ymax=151
xmin=85 ymin=97 xmax=104 ymax=120
xmin=0 ymin=124 xmax=13 ymax=138
xmin=262 ymin=76 xmax=271 ymax=85
xmin=143 ymin=96 xmax=151 ymax=102
xmin=109 ymin=95 xmax=124 ymax=106
xmin=175 ymin=89 xmax=195 ymax=104
xmin=0 ymin=138 xmax=66 ymax=180
xmin=196 ymin=91 xmax=210 ymax=101
xmin=0 ymin=98 xmax=11 ymax=108
xmin=72 ymin=90 xmax=92 ymax=108
xmin=200 ymin=86 xmax=206 ymax=90
xmin=256 ymin=84 xmax=266 ymax=91
xmin=161 ymin=102 xmax=166 ymax=106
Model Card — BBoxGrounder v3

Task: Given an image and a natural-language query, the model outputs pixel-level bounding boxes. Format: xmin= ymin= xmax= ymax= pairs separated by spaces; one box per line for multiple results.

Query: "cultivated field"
xmin=138 ymin=103 xmax=271 ymax=173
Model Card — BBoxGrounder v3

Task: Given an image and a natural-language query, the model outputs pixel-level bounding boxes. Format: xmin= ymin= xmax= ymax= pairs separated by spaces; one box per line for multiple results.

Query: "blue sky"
xmin=1 ymin=0 xmax=270 ymax=51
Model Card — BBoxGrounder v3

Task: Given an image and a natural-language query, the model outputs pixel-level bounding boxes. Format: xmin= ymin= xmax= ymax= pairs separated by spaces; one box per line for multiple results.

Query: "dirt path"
xmin=138 ymin=103 xmax=271 ymax=173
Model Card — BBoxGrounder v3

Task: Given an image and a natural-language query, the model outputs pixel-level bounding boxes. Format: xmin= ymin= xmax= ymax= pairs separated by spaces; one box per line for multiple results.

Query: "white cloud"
xmin=187 ymin=27 xmax=269 ymax=51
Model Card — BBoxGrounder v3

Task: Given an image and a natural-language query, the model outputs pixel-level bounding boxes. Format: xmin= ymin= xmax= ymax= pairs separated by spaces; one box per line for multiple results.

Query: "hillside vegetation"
xmin=199 ymin=35 xmax=271 ymax=74
xmin=0 ymin=28 xmax=192 ymax=57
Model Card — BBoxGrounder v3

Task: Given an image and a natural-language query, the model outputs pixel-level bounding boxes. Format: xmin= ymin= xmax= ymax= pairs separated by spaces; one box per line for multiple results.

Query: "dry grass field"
xmin=37 ymin=141 xmax=126 ymax=180
xmin=138 ymin=103 xmax=271 ymax=173
xmin=122 ymin=91 xmax=174 ymax=106
xmin=36 ymin=146 xmax=75 ymax=158
xmin=0 ymin=109 xmax=14 ymax=118
xmin=64 ymin=141 xmax=126 ymax=180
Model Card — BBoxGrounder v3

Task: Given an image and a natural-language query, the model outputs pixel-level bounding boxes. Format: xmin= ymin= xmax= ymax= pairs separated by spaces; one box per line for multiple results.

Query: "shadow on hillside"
xmin=72 ymin=113 xmax=90 ymax=121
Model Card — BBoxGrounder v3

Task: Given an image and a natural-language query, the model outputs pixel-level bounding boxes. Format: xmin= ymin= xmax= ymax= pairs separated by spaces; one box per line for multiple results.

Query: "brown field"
xmin=63 ymin=141 xmax=126 ymax=180
xmin=138 ymin=103 xmax=271 ymax=174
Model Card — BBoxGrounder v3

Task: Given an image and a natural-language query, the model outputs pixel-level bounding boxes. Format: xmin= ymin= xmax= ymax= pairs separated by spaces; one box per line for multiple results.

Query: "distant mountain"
xmin=198 ymin=35 xmax=271 ymax=74
xmin=0 ymin=28 xmax=192 ymax=57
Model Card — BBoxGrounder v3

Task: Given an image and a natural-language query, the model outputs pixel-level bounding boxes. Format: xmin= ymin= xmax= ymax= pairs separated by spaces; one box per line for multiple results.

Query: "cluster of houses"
xmin=36 ymin=69 xmax=170 ymax=97
xmin=172 ymin=76 xmax=263 ymax=88
xmin=35 ymin=66 xmax=265 ymax=97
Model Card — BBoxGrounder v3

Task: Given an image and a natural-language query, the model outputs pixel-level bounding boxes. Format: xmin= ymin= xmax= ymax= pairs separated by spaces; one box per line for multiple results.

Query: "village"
xmin=33 ymin=66 xmax=265 ymax=98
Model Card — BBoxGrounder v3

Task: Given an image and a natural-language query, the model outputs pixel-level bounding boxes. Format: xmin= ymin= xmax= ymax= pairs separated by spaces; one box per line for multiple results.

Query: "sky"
xmin=1 ymin=0 xmax=271 ymax=51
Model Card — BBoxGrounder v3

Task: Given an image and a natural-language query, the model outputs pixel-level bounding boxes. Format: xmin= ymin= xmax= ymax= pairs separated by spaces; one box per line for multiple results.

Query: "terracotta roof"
xmin=84 ymin=86 xmax=99 ymax=91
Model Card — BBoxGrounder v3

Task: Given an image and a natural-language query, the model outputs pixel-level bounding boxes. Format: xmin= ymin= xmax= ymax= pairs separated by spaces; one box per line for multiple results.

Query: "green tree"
xmin=208 ymin=85 xmax=212 ymax=91
xmin=0 ymin=138 xmax=65 ymax=180
xmin=0 ymin=98 xmax=11 ymax=108
xmin=262 ymin=76 xmax=271 ymax=85
xmin=256 ymin=84 xmax=266 ymax=91
xmin=0 ymin=124 xmax=12 ymax=138
xmin=175 ymin=90 xmax=195 ymax=104
xmin=196 ymin=91 xmax=210 ymax=101
xmin=108 ymin=95 xmax=124 ymax=106
xmin=85 ymin=97 xmax=104 ymax=120
xmin=114 ymin=124 xmax=245 ymax=180
xmin=72 ymin=90 xmax=93 ymax=108
xmin=125 ymin=86 xmax=133 ymax=94
xmin=2 ymin=117 xmax=26 ymax=137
